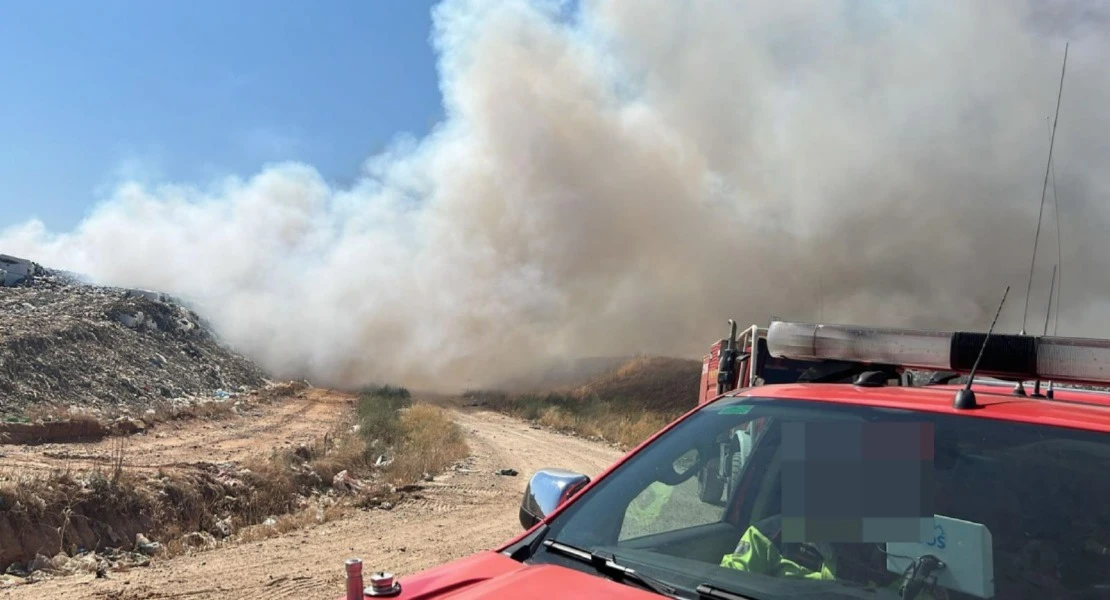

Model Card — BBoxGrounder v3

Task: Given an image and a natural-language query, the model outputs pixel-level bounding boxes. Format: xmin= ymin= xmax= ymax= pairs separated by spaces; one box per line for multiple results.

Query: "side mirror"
xmin=518 ymin=468 xmax=591 ymax=530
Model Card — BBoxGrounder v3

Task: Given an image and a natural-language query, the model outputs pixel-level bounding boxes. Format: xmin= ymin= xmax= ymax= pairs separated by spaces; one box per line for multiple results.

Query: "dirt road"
xmin=1 ymin=408 xmax=625 ymax=600
xmin=0 ymin=388 xmax=354 ymax=478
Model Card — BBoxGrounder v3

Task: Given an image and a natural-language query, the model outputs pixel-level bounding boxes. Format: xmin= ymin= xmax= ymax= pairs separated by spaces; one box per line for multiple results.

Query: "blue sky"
xmin=0 ymin=0 xmax=445 ymax=231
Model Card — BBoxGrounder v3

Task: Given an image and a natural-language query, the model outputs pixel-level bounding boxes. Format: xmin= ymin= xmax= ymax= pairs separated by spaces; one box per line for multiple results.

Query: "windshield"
xmin=532 ymin=396 xmax=1110 ymax=600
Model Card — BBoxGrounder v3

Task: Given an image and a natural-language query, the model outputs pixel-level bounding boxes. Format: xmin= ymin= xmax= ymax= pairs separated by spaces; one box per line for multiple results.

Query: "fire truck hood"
xmin=345 ymin=551 xmax=662 ymax=599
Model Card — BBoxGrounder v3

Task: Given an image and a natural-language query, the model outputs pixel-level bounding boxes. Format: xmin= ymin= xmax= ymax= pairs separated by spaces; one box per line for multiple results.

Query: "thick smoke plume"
xmin=4 ymin=0 xmax=1110 ymax=390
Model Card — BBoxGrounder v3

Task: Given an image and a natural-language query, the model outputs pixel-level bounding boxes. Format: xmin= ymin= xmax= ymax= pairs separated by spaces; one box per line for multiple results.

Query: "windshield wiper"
xmin=698 ymin=581 xmax=890 ymax=600
xmin=544 ymin=539 xmax=682 ymax=598
xmin=696 ymin=583 xmax=760 ymax=600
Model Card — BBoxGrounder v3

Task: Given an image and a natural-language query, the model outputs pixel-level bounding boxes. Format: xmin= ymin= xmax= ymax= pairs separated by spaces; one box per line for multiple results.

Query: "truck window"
xmin=619 ymin=448 xmax=726 ymax=541
xmin=537 ymin=397 xmax=1110 ymax=600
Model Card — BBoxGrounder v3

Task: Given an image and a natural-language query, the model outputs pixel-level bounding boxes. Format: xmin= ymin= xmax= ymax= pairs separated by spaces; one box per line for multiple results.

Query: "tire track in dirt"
xmin=0 ymin=409 xmax=626 ymax=600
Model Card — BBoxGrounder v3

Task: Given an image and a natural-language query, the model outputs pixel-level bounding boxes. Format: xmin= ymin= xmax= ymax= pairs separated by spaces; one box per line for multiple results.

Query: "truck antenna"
xmin=1021 ymin=42 xmax=1068 ymax=335
xmin=955 ymin=285 xmax=1010 ymax=410
xmin=1042 ymin=264 xmax=1057 ymax=337
xmin=1050 ymin=121 xmax=1064 ymax=338
xmin=1032 ymin=265 xmax=1058 ymax=398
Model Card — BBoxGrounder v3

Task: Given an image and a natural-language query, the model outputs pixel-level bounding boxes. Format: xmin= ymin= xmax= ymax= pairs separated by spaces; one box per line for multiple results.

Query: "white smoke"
xmin=4 ymin=0 xmax=1109 ymax=390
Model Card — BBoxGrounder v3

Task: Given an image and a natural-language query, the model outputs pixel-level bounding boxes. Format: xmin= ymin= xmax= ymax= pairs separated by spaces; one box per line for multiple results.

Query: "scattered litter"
xmin=183 ymin=531 xmax=218 ymax=550
xmin=1 ymin=574 xmax=26 ymax=586
xmin=28 ymin=554 xmax=51 ymax=573
xmin=135 ymin=533 xmax=163 ymax=556
xmin=332 ymin=469 xmax=363 ymax=494
xmin=213 ymin=517 xmax=234 ymax=538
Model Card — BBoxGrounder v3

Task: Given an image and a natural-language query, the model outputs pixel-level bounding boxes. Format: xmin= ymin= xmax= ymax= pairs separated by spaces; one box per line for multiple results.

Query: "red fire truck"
xmin=341 ymin=319 xmax=1110 ymax=599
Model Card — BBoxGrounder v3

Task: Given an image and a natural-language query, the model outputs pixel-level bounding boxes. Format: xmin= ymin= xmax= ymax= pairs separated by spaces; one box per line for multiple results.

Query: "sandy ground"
xmin=1 ymin=401 xmax=624 ymax=600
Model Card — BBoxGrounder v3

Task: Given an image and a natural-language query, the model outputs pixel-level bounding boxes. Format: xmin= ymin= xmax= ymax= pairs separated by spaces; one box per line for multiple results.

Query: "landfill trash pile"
xmin=0 ymin=256 xmax=267 ymax=419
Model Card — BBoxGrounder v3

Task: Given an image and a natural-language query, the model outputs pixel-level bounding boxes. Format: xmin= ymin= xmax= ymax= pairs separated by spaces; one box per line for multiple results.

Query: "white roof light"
xmin=1036 ymin=336 xmax=1110 ymax=384
xmin=765 ymin=320 xmax=1110 ymax=387
xmin=767 ymin=321 xmax=952 ymax=369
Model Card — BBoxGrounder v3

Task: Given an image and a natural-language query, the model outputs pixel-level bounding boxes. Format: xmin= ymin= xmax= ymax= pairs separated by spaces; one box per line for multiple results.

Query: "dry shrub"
xmin=357 ymin=385 xmax=411 ymax=448
xmin=308 ymin=429 xmax=369 ymax=485
xmin=387 ymin=404 xmax=469 ymax=484
xmin=297 ymin=391 xmax=468 ymax=487
xmin=237 ymin=456 xmax=299 ymax=527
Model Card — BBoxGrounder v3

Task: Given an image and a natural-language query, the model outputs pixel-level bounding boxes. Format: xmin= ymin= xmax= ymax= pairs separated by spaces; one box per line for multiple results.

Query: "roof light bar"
xmin=766 ymin=320 xmax=1110 ymax=387
xmin=1037 ymin=336 xmax=1110 ymax=383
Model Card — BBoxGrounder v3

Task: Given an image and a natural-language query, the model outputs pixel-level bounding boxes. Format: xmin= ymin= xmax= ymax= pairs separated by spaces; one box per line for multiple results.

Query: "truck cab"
xmin=696 ymin=320 xmax=906 ymax=504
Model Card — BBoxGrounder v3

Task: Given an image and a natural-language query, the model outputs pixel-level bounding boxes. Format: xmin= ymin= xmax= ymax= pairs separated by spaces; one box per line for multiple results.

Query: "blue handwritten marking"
xmin=925 ymin=523 xmax=947 ymax=550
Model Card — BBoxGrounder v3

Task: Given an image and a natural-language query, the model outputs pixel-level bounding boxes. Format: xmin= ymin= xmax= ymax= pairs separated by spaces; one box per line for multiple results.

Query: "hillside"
xmin=556 ymin=356 xmax=703 ymax=414
xmin=495 ymin=356 xmax=633 ymax=393
xmin=0 ymin=256 xmax=267 ymax=420
xmin=465 ymin=354 xmax=703 ymax=448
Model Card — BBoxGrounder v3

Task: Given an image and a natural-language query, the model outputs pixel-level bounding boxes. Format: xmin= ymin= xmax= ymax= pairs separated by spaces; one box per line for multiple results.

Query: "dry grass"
xmin=464 ymin=389 xmax=678 ymax=449
xmin=464 ymin=355 xmax=700 ymax=450
xmin=537 ymin=406 xmax=673 ymax=449
xmin=22 ymin=402 xmax=97 ymax=424
xmin=0 ymin=464 xmax=156 ymax=570
xmin=236 ymin=458 xmax=300 ymax=526
xmin=388 ymin=404 xmax=469 ymax=484
xmin=148 ymin=400 xmax=238 ymax=423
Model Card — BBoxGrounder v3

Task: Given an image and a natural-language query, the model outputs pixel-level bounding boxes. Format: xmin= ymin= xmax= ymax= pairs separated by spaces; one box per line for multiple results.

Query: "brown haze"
xmin=3 ymin=0 xmax=1109 ymax=390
